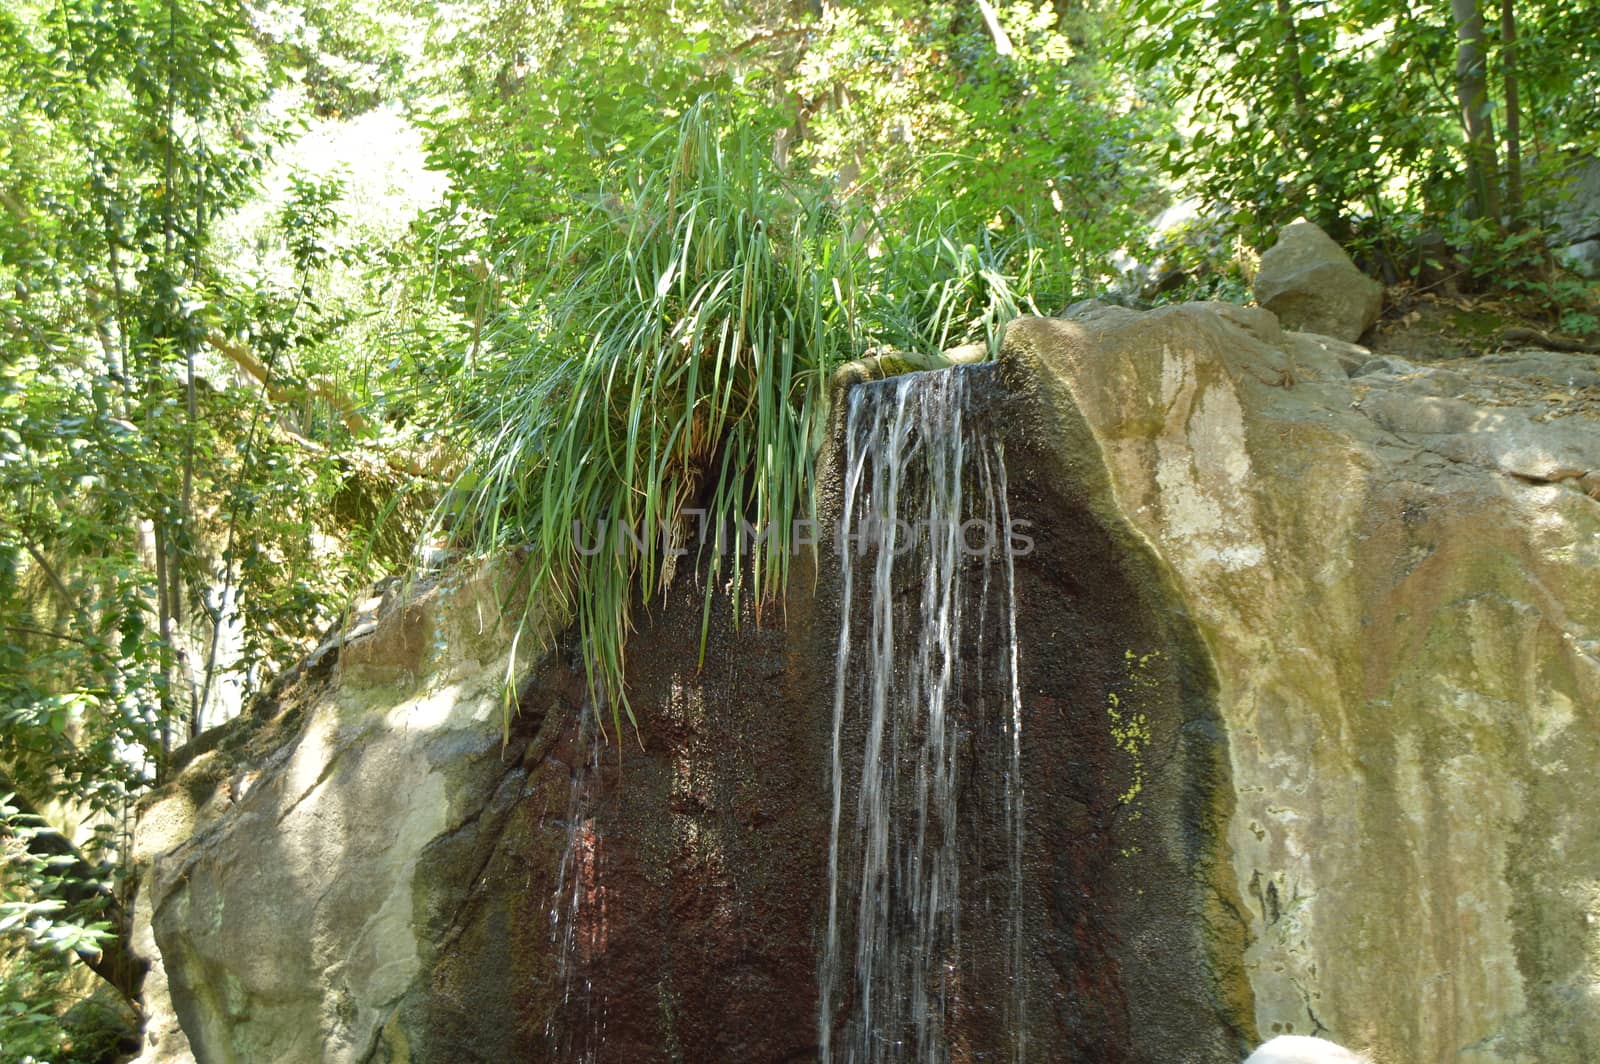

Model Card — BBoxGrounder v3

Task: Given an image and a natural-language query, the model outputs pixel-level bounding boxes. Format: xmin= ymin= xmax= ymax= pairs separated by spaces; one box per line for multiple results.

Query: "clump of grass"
xmin=443 ymin=99 xmax=858 ymax=737
xmin=442 ymin=98 xmax=1054 ymax=740
xmin=862 ymin=210 xmax=1050 ymax=358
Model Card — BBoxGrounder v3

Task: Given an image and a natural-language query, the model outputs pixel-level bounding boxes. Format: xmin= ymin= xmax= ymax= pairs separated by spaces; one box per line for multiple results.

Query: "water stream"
xmin=547 ymin=703 xmax=605 ymax=1062
xmin=818 ymin=366 xmax=1027 ymax=1063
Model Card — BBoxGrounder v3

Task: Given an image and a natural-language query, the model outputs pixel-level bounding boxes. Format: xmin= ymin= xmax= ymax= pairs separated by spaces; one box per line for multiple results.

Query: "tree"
xmin=1120 ymin=0 xmax=1600 ymax=279
xmin=1452 ymin=0 xmax=1502 ymax=222
xmin=2 ymin=0 xmax=420 ymax=1042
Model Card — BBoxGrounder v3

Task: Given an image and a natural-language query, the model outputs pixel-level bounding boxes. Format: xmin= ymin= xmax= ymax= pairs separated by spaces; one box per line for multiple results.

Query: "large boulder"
xmin=1005 ymin=303 xmax=1600 ymax=1062
xmin=1253 ymin=221 xmax=1383 ymax=341
xmin=131 ymin=405 xmax=1254 ymax=1063
xmin=1550 ymin=156 xmax=1600 ymax=278
xmin=129 ymin=564 xmax=560 ymax=1064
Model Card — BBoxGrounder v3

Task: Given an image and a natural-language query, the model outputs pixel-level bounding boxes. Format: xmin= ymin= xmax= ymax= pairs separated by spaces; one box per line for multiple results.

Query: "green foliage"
xmin=792 ymin=2 xmax=1157 ymax=287
xmin=1120 ymin=0 xmax=1600 ymax=287
xmin=1 ymin=795 xmax=118 ymax=1063
xmin=1121 ymin=0 xmax=1463 ymax=244
xmin=444 ymin=100 xmax=853 ymax=735
xmin=1 ymin=0 xmax=426 ymax=1031
xmin=860 ymin=214 xmax=1053 ymax=355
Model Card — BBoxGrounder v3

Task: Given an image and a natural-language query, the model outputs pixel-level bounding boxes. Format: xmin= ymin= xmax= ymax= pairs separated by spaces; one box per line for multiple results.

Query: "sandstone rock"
xmin=131 ymin=562 xmax=557 ymax=1064
xmin=1253 ymin=221 xmax=1383 ymax=342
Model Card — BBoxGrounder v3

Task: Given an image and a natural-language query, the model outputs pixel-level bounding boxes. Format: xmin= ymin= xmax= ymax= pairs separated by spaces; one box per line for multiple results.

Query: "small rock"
xmin=1244 ymin=1035 xmax=1369 ymax=1063
xmin=1061 ymin=298 xmax=1121 ymax=321
xmin=1353 ymin=356 xmax=1419 ymax=378
xmin=1253 ymin=221 xmax=1383 ymax=343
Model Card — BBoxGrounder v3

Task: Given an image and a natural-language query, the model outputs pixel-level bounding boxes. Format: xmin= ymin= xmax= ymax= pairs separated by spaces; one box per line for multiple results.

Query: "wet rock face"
xmin=394 ymin=375 xmax=1248 ymax=1063
xmin=998 ymin=400 xmax=1254 ymax=1064
xmin=134 ymin=363 xmax=1249 ymax=1063
xmin=814 ymin=368 xmax=1250 ymax=1063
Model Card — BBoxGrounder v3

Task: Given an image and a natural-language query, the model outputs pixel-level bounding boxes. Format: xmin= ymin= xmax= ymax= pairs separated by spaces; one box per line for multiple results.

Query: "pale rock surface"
xmin=1253 ymin=221 xmax=1383 ymax=342
xmin=1550 ymin=156 xmax=1600 ymax=278
xmin=1003 ymin=304 xmax=1600 ymax=1063
xmin=128 ymin=563 xmax=555 ymax=1064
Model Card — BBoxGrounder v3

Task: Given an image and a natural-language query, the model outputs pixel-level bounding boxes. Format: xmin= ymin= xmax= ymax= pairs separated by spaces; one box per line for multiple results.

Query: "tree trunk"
xmin=1500 ymin=0 xmax=1523 ymax=218
xmin=1276 ymin=0 xmax=1311 ymax=125
xmin=1451 ymin=0 xmax=1502 ymax=223
xmin=975 ymin=0 xmax=1014 ymax=56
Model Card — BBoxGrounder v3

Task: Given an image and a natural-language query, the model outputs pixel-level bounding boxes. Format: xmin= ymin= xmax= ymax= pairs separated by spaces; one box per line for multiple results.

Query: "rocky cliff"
xmin=130 ymin=294 xmax=1600 ymax=1063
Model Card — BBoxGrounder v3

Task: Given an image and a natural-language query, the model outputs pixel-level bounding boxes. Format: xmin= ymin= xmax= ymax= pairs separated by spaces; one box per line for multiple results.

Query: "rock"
xmin=132 ymin=388 xmax=1256 ymax=1061
xmin=1353 ymin=355 xmax=1420 ymax=378
xmin=134 ymin=299 xmax=1600 ymax=1063
xmin=1557 ymin=238 xmax=1600 ymax=278
xmin=1244 ymin=1035 xmax=1368 ymax=1063
xmin=1550 ymin=156 xmax=1600 ymax=279
xmin=1002 ymin=303 xmax=1600 ymax=1063
xmin=1283 ymin=332 xmax=1371 ymax=379
xmin=1352 ymin=387 xmax=1600 ymax=482
xmin=1112 ymin=196 xmax=1237 ymax=300
xmin=1480 ymin=351 xmax=1600 ymax=389
xmin=132 ymin=562 xmax=559 ymax=1064
xmin=1062 ymin=297 xmax=1118 ymax=320
xmin=940 ymin=340 xmax=989 ymax=365
xmin=1357 ymin=391 xmax=1479 ymax=435
xmin=1253 ymin=221 xmax=1383 ymax=342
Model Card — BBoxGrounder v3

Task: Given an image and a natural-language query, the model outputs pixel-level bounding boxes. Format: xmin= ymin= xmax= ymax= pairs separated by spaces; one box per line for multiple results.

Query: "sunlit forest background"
xmin=3 ymin=0 xmax=1597 ymax=1055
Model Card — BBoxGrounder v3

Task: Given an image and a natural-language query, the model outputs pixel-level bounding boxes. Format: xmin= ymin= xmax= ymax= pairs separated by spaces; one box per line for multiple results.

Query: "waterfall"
xmin=818 ymin=366 xmax=1027 ymax=1063
xmin=547 ymin=703 xmax=605 ymax=1062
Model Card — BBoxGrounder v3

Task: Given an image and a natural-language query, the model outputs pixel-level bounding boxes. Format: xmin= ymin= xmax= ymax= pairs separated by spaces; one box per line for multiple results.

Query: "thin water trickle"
xmin=547 ymin=703 xmax=605 ymax=1062
xmin=818 ymin=367 xmax=1026 ymax=1063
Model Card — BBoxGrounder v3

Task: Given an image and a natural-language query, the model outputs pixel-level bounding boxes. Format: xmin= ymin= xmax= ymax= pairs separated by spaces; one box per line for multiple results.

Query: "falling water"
xmin=546 ymin=703 xmax=605 ymax=1062
xmin=818 ymin=367 xmax=1027 ymax=1063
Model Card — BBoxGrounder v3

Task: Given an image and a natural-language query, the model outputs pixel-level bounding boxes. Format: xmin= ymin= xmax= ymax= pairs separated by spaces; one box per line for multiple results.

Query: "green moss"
xmin=1107 ymin=648 xmax=1162 ymax=809
xmin=1447 ymin=307 xmax=1502 ymax=339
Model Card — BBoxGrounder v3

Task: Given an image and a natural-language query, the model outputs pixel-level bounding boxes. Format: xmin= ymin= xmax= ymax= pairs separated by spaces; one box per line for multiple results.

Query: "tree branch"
xmin=23 ymin=542 xmax=82 ymax=621
xmin=4 ymin=624 xmax=95 ymax=648
xmin=975 ymin=0 xmax=1014 ymax=57
xmin=205 ymin=331 xmax=373 ymax=435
